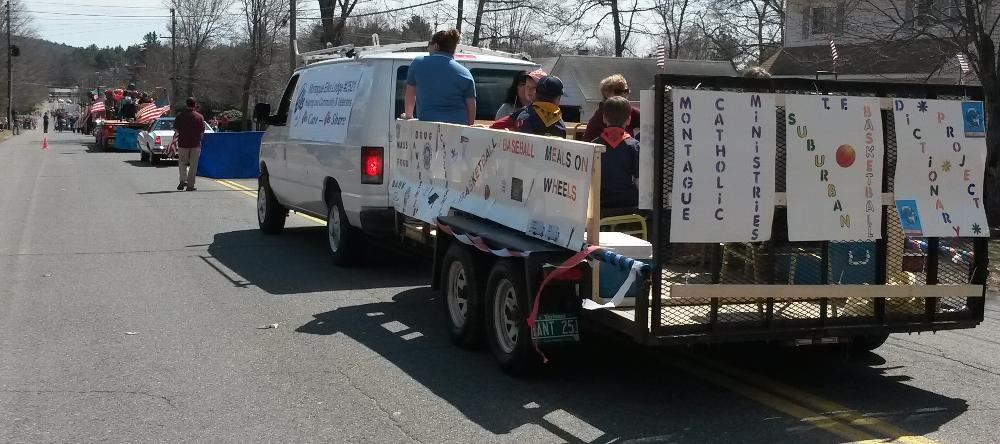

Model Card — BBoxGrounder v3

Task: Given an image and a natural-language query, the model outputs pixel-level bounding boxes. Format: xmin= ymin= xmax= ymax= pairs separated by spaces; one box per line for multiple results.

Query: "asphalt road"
xmin=2 ymin=129 xmax=999 ymax=443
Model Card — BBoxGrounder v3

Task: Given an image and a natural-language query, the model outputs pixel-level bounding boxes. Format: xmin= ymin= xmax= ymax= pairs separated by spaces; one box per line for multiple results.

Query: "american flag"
xmin=829 ymin=40 xmax=840 ymax=70
xmin=957 ymin=53 xmax=971 ymax=74
xmin=656 ymin=45 xmax=665 ymax=70
xmin=90 ymin=102 xmax=105 ymax=113
xmin=135 ymin=103 xmax=171 ymax=124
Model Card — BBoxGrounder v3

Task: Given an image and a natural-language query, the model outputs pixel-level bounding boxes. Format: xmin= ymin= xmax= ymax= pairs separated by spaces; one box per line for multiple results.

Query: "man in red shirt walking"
xmin=175 ymin=97 xmax=206 ymax=191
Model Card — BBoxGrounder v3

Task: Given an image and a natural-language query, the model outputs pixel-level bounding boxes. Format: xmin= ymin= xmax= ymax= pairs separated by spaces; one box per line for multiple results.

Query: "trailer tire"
xmin=257 ymin=178 xmax=287 ymax=234
xmin=140 ymin=149 xmax=149 ymax=162
xmin=441 ymin=244 xmax=485 ymax=348
xmin=326 ymin=196 xmax=362 ymax=267
xmin=850 ymin=333 xmax=890 ymax=353
xmin=485 ymin=259 xmax=540 ymax=375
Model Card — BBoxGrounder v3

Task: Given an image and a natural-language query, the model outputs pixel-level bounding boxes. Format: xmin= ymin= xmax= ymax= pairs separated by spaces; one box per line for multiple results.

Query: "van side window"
xmin=393 ymin=66 xmax=529 ymax=121
xmin=275 ymin=74 xmax=300 ymax=125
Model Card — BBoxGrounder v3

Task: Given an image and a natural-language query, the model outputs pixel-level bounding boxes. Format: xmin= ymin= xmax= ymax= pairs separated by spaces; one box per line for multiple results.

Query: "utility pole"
xmin=289 ymin=0 xmax=296 ymax=74
xmin=455 ymin=0 xmax=463 ymax=33
xmin=6 ymin=0 xmax=12 ymax=128
xmin=170 ymin=8 xmax=177 ymax=105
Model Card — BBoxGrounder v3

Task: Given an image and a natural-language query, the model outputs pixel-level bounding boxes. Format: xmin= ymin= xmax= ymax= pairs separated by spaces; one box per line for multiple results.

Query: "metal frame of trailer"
xmin=585 ymin=75 xmax=988 ymax=346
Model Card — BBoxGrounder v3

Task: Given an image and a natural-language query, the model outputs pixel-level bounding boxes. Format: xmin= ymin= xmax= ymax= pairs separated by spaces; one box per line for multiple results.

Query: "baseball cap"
xmin=536 ymin=76 xmax=564 ymax=98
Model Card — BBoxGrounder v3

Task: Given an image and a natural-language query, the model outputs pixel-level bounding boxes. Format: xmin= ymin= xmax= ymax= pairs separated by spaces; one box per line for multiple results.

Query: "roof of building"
xmin=536 ymin=55 xmax=737 ymax=102
xmin=765 ymin=38 xmax=959 ymax=78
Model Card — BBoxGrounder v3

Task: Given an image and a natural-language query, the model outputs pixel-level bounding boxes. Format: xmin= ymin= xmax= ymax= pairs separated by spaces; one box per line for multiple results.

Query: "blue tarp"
xmin=114 ymin=127 xmax=141 ymax=151
xmin=197 ymin=131 xmax=264 ymax=179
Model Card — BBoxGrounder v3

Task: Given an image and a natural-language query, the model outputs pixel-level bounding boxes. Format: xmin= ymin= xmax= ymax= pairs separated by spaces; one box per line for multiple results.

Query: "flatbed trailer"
xmin=95 ymin=120 xmax=146 ymax=151
xmin=399 ymin=75 xmax=988 ymax=375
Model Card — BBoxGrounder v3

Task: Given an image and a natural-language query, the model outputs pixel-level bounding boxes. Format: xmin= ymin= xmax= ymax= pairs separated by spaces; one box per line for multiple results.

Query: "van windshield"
xmin=395 ymin=66 xmax=529 ymax=121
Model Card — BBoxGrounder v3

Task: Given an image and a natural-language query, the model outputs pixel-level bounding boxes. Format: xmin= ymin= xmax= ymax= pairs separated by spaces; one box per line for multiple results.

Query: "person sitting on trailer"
xmin=490 ymin=76 xmax=566 ymax=138
xmin=594 ymin=96 xmax=639 ymax=211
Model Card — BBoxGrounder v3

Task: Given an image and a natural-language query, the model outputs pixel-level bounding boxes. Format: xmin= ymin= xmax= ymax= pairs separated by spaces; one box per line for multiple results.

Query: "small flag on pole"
xmin=89 ymin=102 xmax=105 ymax=113
xmin=135 ymin=103 xmax=171 ymax=124
xmin=656 ymin=45 xmax=665 ymax=70
xmin=957 ymin=53 xmax=970 ymax=74
xmin=829 ymin=40 xmax=840 ymax=70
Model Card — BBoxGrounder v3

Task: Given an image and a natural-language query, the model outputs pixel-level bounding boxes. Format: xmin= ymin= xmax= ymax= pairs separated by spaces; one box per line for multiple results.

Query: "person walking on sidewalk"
xmin=175 ymin=97 xmax=206 ymax=191
xmin=42 ymin=113 xmax=49 ymax=133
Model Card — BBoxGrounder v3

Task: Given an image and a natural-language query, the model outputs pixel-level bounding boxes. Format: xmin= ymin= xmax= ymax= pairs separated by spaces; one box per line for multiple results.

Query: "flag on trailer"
xmin=90 ymin=102 xmax=105 ymax=113
xmin=957 ymin=53 xmax=971 ymax=73
xmin=829 ymin=40 xmax=840 ymax=70
xmin=656 ymin=45 xmax=665 ymax=70
xmin=135 ymin=104 xmax=171 ymax=124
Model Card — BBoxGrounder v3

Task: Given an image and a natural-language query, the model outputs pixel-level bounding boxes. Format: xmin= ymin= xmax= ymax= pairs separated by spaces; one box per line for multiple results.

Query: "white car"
xmin=138 ymin=117 xmax=215 ymax=164
xmin=255 ymin=42 xmax=535 ymax=265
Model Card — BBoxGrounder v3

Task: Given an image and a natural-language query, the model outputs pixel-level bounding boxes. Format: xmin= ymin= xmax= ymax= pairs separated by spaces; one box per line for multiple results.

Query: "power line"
xmin=28 ymin=1 xmax=166 ymax=10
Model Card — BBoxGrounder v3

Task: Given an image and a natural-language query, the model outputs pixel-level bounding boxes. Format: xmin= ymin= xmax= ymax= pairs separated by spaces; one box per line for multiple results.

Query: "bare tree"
xmin=318 ymin=0 xmax=370 ymax=46
xmin=845 ymin=0 xmax=1000 ymax=225
xmin=703 ymin=0 xmax=782 ymax=64
xmin=166 ymin=0 xmax=231 ymax=98
xmin=655 ymin=0 xmax=694 ymax=58
xmin=237 ymin=0 xmax=289 ymax=128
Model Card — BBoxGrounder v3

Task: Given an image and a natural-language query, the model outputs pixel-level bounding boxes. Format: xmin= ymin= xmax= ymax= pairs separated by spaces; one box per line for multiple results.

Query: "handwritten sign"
xmin=289 ymin=64 xmax=364 ymax=144
xmin=669 ymin=90 xmax=776 ymax=242
xmin=391 ymin=120 xmax=599 ymax=250
xmin=785 ymin=95 xmax=884 ymax=241
xmin=892 ymin=99 xmax=988 ymax=237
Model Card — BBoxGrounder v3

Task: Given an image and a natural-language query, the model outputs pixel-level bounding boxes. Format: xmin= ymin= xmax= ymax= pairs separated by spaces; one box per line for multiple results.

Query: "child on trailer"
xmin=593 ymin=96 xmax=640 ymax=213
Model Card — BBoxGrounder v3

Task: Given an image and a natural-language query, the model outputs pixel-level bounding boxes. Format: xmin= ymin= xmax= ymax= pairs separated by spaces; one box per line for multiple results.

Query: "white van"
xmin=254 ymin=43 xmax=536 ymax=265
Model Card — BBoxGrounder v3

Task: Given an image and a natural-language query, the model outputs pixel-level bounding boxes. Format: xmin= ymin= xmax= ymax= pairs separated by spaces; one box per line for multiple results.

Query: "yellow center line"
xmin=683 ymin=353 xmax=937 ymax=444
xmin=667 ymin=357 xmax=886 ymax=443
xmin=213 ymin=179 xmax=325 ymax=225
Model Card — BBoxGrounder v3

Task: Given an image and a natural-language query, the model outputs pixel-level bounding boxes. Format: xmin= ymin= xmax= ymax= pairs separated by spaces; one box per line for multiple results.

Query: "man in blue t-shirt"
xmin=402 ymin=29 xmax=476 ymax=125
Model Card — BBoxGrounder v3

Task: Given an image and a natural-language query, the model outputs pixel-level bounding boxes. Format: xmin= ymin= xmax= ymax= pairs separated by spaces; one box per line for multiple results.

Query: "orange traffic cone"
xmin=42 ymin=138 xmax=48 ymax=150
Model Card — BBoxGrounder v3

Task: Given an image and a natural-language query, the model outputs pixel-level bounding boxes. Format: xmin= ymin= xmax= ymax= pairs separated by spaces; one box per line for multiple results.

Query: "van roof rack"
xmin=297 ymin=38 xmax=533 ymax=66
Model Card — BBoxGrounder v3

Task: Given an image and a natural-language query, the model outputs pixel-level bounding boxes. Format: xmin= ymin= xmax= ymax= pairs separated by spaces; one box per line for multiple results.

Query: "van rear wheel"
xmin=326 ymin=198 xmax=362 ymax=266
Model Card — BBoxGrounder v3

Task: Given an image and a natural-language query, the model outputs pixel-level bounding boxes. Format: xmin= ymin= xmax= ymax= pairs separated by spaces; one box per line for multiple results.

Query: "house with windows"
xmin=765 ymin=0 xmax=974 ymax=84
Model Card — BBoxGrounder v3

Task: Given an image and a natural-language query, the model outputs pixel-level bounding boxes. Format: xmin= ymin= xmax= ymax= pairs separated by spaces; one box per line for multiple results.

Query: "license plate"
xmin=532 ymin=313 xmax=580 ymax=344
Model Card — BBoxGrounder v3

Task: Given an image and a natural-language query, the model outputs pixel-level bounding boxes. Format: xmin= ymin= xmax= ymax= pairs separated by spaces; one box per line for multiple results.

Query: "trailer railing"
xmin=644 ymin=75 xmax=988 ymax=342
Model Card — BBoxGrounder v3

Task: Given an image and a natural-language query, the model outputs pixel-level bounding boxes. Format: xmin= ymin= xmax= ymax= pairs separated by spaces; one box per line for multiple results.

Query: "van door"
xmin=261 ymin=73 xmax=299 ymax=201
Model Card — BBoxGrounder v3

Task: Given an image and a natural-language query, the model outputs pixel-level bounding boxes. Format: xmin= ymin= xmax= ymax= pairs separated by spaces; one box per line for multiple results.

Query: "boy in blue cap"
xmin=594 ymin=96 xmax=639 ymax=210
xmin=490 ymin=76 xmax=566 ymax=138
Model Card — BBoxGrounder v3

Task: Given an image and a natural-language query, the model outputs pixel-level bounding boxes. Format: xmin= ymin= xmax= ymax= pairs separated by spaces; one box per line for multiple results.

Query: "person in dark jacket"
xmin=489 ymin=76 xmax=566 ymax=138
xmin=593 ymin=96 xmax=639 ymax=210
xmin=583 ymin=74 xmax=641 ymax=141
xmin=175 ymin=97 xmax=206 ymax=191
xmin=42 ymin=113 xmax=49 ymax=133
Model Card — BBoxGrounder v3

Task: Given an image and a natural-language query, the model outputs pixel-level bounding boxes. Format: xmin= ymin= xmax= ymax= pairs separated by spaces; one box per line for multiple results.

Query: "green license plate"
xmin=532 ymin=314 xmax=580 ymax=344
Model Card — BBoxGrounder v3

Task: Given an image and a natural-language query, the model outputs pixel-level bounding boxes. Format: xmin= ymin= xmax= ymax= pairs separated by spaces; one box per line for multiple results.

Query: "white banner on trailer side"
xmin=892 ymin=98 xmax=989 ymax=237
xmin=391 ymin=120 xmax=601 ymax=251
xmin=785 ymin=95 xmax=884 ymax=241
xmin=669 ymin=89 xmax=777 ymax=242
xmin=288 ymin=64 xmax=364 ymax=144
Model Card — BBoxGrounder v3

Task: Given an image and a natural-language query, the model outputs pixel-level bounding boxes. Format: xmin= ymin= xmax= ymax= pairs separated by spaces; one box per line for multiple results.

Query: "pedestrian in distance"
xmin=401 ymin=29 xmax=477 ymax=125
xmin=495 ymin=69 xmax=546 ymax=120
xmin=583 ymin=74 xmax=641 ymax=141
xmin=490 ymin=75 xmax=567 ymax=138
xmin=42 ymin=113 xmax=49 ymax=133
xmin=175 ymin=97 xmax=206 ymax=192
xmin=10 ymin=110 xmax=18 ymax=135
xmin=592 ymin=96 xmax=640 ymax=211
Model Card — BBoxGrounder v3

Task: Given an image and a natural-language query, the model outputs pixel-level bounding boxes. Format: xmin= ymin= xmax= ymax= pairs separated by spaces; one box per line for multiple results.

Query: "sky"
xmin=27 ymin=0 xmax=177 ymax=48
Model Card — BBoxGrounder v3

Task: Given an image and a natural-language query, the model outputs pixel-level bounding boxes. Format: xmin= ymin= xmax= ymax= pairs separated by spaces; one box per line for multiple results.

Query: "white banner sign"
xmin=669 ymin=89 xmax=776 ymax=242
xmin=391 ymin=120 xmax=599 ymax=251
xmin=892 ymin=98 xmax=989 ymax=237
xmin=785 ymin=95 xmax=884 ymax=241
xmin=288 ymin=64 xmax=364 ymax=144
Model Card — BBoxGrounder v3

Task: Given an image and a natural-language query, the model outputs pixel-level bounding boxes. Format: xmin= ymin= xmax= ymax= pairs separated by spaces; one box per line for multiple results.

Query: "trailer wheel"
xmin=140 ymin=149 xmax=149 ymax=162
xmin=850 ymin=333 xmax=890 ymax=353
xmin=326 ymin=197 xmax=362 ymax=266
xmin=257 ymin=177 xmax=287 ymax=234
xmin=441 ymin=244 xmax=485 ymax=348
xmin=485 ymin=259 xmax=540 ymax=375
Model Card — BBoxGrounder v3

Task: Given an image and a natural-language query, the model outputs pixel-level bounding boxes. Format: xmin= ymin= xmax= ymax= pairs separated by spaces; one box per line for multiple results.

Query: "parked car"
xmin=138 ymin=117 xmax=214 ymax=164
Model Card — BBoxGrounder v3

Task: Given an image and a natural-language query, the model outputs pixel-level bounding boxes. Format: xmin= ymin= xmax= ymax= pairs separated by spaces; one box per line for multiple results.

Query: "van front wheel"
xmin=327 ymin=198 xmax=362 ymax=266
